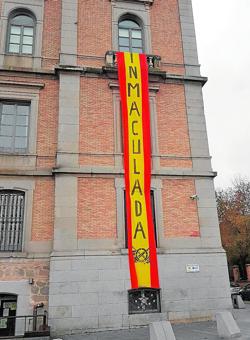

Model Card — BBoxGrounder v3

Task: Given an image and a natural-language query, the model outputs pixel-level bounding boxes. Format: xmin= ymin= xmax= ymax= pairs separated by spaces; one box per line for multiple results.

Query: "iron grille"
xmin=0 ymin=190 xmax=25 ymax=252
xmin=128 ymin=288 xmax=161 ymax=314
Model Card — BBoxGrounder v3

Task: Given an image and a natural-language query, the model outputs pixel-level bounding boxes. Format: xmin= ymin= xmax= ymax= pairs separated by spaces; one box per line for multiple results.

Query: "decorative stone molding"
xmin=0 ymin=80 xmax=44 ymax=89
xmin=111 ymin=0 xmax=153 ymax=53
xmin=0 ymin=84 xmax=40 ymax=157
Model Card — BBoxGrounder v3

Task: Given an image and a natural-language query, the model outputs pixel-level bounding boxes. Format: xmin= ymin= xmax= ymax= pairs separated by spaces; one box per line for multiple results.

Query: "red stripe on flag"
xmin=117 ymin=52 xmax=138 ymax=288
xmin=139 ymin=53 xmax=160 ymax=288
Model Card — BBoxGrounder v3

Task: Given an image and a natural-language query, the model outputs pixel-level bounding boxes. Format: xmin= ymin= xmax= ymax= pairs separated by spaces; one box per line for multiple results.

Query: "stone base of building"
xmin=48 ymin=250 xmax=232 ymax=335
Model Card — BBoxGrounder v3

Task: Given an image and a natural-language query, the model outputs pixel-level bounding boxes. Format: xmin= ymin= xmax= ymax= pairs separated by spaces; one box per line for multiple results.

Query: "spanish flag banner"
xmin=117 ymin=52 xmax=159 ymax=289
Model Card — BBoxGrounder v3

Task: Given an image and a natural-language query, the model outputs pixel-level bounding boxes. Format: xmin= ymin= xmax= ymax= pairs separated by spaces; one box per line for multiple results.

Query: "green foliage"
xmin=216 ymin=177 xmax=250 ymax=277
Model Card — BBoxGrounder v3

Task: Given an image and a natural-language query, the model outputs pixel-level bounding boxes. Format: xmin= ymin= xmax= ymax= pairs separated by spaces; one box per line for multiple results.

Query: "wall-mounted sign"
xmin=3 ymin=302 xmax=16 ymax=310
xmin=3 ymin=308 xmax=9 ymax=317
xmin=186 ymin=264 xmax=200 ymax=273
xmin=0 ymin=319 xmax=7 ymax=329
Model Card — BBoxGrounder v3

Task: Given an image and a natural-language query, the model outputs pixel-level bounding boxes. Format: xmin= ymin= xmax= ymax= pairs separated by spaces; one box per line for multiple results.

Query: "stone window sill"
xmin=0 ymin=252 xmax=27 ymax=258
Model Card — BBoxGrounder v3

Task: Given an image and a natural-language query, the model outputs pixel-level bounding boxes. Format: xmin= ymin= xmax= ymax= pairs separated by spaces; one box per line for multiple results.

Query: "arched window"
xmin=118 ymin=19 xmax=143 ymax=53
xmin=0 ymin=190 xmax=25 ymax=252
xmin=7 ymin=11 xmax=35 ymax=55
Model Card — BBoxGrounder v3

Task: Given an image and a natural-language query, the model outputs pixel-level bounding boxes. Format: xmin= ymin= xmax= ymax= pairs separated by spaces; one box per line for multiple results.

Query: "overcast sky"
xmin=192 ymin=1 xmax=250 ymax=189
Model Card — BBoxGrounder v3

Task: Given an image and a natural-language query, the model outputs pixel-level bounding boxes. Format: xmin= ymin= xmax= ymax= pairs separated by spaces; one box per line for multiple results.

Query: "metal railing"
xmin=0 ymin=313 xmax=49 ymax=338
xmin=105 ymin=50 xmax=161 ymax=69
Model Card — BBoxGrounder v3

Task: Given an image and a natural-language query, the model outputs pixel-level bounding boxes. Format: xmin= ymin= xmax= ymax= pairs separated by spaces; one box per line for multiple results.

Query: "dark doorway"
xmin=0 ymin=294 xmax=17 ymax=336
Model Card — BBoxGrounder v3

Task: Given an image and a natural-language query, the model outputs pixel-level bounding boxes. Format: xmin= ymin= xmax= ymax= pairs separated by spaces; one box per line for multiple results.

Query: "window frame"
xmin=6 ymin=10 xmax=36 ymax=56
xmin=0 ymin=190 xmax=25 ymax=252
xmin=0 ymin=100 xmax=31 ymax=154
xmin=0 ymin=180 xmax=35 ymax=256
xmin=118 ymin=18 xmax=144 ymax=53
xmin=111 ymin=2 xmax=152 ymax=54
xmin=0 ymin=83 xmax=41 ymax=158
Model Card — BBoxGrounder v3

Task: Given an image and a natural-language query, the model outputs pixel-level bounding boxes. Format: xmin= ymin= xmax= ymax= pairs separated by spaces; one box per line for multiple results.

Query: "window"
xmin=0 ymin=190 xmax=25 ymax=252
xmin=0 ymin=102 xmax=30 ymax=153
xmin=7 ymin=11 xmax=35 ymax=55
xmin=118 ymin=19 xmax=143 ymax=53
xmin=128 ymin=288 xmax=161 ymax=314
xmin=124 ymin=190 xmax=157 ymax=248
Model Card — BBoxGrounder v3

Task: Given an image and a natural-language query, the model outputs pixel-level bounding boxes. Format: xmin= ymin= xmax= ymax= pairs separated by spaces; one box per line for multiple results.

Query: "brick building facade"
xmin=0 ymin=0 xmax=232 ymax=336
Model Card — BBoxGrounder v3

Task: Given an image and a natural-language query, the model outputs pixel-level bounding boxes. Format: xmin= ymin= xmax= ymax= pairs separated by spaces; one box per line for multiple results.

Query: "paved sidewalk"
xmin=63 ymin=303 xmax=250 ymax=340
xmin=232 ymin=302 xmax=250 ymax=339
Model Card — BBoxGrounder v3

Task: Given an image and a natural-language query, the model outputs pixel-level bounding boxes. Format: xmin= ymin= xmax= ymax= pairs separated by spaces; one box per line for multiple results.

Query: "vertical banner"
xmin=117 ymin=52 xmax=159 ymax=289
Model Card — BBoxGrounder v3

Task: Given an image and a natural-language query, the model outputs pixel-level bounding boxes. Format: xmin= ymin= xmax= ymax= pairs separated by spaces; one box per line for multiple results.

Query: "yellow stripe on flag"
xmin=124 ymin=53 xmax=151 ymax=287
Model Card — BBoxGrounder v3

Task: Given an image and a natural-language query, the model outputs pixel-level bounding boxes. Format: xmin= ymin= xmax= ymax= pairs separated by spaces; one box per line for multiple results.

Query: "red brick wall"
xmin=162 ymin=179 xmax=200 ymax=238
xmin=79 ymin=78 xmax=114 ymax=166
xmin=77 ymin=0 xmax=111 ymax=62
xmin=157 ymin=83 xmax=192 ymax=168
xmin=31 ymin=178 xmax=54 ymax=241
xmin=0 ymin=259 xmax=49 ymax=306
xmin=77 ymin=178 xmax=117 ymax=239
xmin=37 ymin=79 xmax=58 ymax=169
xmin=41 ymin=0 xmax=61 ymax=69
xmin=77 ymin=57 xmax=105 ymax=68
xmin=160 ymin=158 xmax=192 ymax=168
xmin=151 ymin=0 xmax=184 ymax=67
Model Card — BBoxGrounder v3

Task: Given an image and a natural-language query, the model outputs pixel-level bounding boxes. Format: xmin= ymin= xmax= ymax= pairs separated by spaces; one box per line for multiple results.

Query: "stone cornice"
xmin=0 ymin=67 xmax=55 ymax=76
xmin=102 ymin=66 xmax=207 ymax=85
xmin=50 ymin=247 xmax=225 ymax=258
xmin=110 ymin=0 xmax=154 ymax=4
xmin=0 ymin=80 xmax=45 ymax=89
xmin=0 ymin=167 xmax=216 ymax=178
xmin=0 ymin=169 xmax=52 ymax=176
xmin=52 ymin=166 xmax=216 ymax=178
xmin=0 ymin=65 xmax=207 ymax=86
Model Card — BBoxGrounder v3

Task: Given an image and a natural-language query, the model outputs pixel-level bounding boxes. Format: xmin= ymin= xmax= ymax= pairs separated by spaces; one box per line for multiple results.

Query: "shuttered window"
xmin=0 ymin=190 xmax=25 ymax=252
